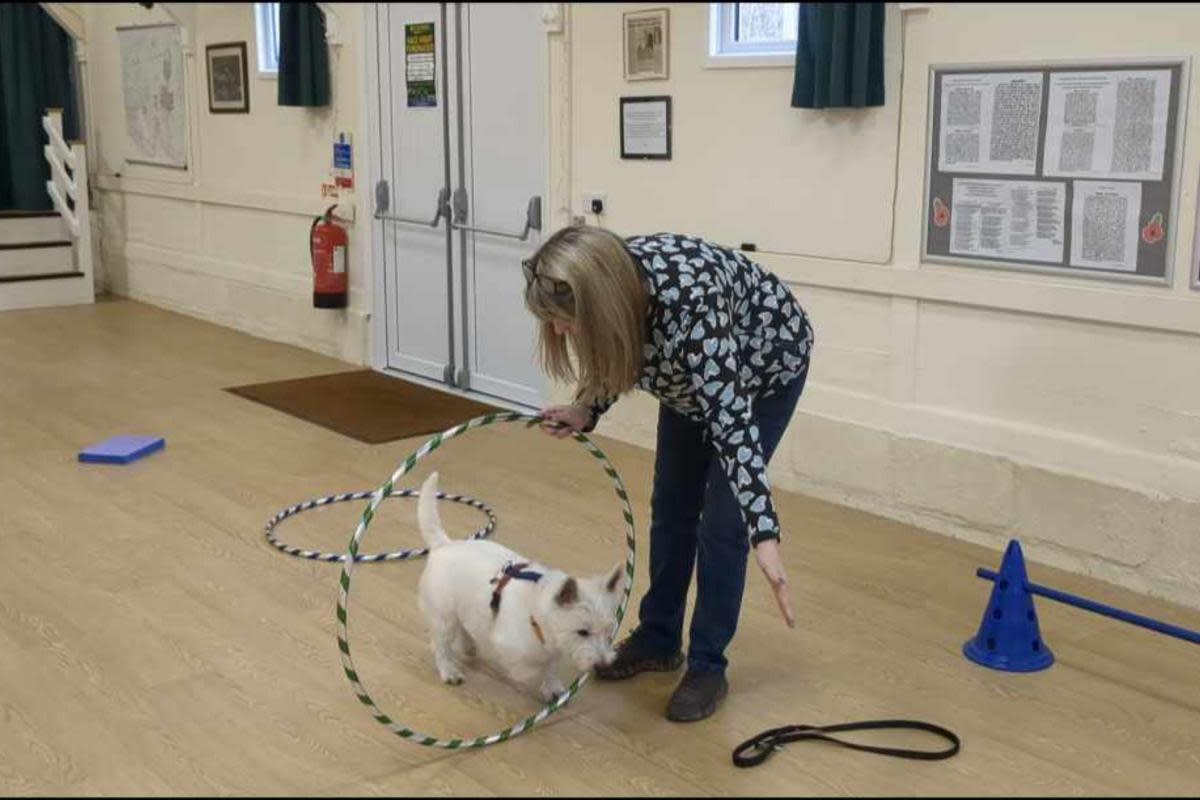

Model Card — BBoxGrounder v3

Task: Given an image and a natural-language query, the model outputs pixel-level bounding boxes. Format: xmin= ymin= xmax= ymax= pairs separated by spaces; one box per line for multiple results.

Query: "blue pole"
xmin=976 ymin=568 xmax=1200 ymax=646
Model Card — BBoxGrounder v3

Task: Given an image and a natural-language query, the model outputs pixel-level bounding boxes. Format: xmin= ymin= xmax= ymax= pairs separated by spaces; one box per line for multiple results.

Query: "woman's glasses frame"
xmin=522 ymin=257 xmax=572 ymax=298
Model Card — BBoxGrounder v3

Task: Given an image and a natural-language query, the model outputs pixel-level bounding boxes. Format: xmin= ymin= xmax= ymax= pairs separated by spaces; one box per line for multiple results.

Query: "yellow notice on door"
xmin=405 ymin=22 xmax=436 ymax=108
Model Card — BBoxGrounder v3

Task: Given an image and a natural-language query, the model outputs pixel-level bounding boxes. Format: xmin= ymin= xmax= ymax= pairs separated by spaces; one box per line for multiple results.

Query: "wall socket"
xmin=585 ymin=192 xmax=606 ymax=216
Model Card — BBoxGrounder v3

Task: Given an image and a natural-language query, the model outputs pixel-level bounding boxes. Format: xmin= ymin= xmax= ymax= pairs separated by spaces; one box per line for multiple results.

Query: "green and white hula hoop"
xmin=331 ymin=411 xmax=636 ymax=749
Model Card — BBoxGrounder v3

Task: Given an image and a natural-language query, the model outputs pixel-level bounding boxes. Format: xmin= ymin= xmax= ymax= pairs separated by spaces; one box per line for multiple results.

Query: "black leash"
xmin=733 ymin=719 xmax=961 ymax=768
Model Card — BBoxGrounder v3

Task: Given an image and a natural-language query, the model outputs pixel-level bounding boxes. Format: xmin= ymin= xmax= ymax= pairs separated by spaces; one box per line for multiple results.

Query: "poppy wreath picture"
xmin=932 ymin=197 xmax=950 ymax=228
xmin=1141 ymin=212 xmax=1165 ymax=245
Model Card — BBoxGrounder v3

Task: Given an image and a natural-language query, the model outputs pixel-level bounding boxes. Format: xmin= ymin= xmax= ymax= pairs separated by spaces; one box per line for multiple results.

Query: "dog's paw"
xmin=438 ymin=666 xmax=465 ymax=686
xmin=539 ymin=678 xmax=566 ymax=702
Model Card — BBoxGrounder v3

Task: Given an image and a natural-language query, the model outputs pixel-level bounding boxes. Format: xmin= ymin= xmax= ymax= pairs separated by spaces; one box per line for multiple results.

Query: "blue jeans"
xmin=636 ymin=372 xmax=806 ymax=674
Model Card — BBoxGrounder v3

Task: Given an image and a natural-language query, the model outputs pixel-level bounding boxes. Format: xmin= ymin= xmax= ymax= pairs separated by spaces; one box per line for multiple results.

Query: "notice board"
xmin=923 ymin=60 xmax=1187 ymax=283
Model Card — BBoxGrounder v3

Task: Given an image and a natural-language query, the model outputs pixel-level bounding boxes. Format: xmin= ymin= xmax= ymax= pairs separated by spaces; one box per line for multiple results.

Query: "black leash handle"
xmin=733 ymin=719 xmax=961 ymax=768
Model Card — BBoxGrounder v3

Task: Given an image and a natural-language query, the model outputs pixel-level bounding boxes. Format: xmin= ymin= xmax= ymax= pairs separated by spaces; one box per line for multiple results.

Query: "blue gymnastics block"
xmin=78 ymin=435 xmax=166 ymax=465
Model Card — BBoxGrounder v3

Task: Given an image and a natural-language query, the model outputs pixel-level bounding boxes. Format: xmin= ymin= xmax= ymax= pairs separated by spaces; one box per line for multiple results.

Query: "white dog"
xmin=416 ymin=472 xmax=623 ymax=701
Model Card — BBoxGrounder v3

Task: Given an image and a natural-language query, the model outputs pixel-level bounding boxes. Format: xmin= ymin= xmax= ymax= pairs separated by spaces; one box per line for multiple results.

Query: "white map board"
xmin=117 ymin=24 xmax=187 ymax=168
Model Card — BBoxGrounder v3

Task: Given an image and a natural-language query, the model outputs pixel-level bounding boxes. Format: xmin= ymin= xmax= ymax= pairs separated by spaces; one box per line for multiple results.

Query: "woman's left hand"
xmin=754 ymin=539 xmax=795 ymax=628
xmin=539 ymin=404 xmax=591 ymax=438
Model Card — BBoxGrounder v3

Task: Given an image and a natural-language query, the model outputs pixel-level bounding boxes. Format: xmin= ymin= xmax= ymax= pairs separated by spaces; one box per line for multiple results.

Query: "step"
xmin=0 ymin=213 xmax=70 ymax=246
xmin=0 ymin=210 xmax=60 ymax=219
xmin=0 ymin=241 xmax=75 ymax=279
xmin=0 ymin=270 xmax=91 ymax=311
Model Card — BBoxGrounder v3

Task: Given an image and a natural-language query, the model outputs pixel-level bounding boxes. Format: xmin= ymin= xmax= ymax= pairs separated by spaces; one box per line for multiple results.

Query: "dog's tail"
xmin=417 ymin=472 xmax=450 ymax=550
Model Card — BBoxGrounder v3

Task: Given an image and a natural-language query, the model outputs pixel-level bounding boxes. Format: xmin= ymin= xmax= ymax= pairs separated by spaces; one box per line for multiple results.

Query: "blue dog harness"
xmin=489 ymin=560 xmax=543 ymax=615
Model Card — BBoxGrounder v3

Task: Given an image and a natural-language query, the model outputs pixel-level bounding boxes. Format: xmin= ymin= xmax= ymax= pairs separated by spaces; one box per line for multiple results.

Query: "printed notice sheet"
xmin=938 ymin=72 xmax=1043 ymax=175
xmin=622 ymin=99 xmax=669 ymax=156
xmin=1043 ymin=70 xmax=1171 ymax=181
xmin=949 ymin=179 xmax=1066 ymax=263
xmin=1069 ymin=181 xmax=1142 ymax=272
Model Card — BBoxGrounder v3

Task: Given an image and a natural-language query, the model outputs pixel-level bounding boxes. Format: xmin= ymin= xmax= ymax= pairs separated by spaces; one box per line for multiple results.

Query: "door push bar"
xmin=450 ymin=187 xmax=541 ymax=242
xmin=373 ymin=180 xmax=450 ymax=228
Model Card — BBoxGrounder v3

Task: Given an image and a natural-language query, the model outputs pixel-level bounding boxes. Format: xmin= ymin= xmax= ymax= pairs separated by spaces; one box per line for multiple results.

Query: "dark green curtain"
xmin=0 ymin=4 xmax=80 ymax=210
xmin=791 ymin=2 xmax=885 ymax=110
xmin=278 ymin=3 xmax=330 ymax=107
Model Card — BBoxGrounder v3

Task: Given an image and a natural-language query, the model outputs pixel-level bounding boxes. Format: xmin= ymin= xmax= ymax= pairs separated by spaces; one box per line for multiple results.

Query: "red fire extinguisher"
xmin=311 ymin=204 xmax=348 ymax=309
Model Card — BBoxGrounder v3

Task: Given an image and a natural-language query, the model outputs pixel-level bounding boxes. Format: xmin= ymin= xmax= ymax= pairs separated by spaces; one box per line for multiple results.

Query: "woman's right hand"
xmin=539 ymin=405 xmax=592 ymax=438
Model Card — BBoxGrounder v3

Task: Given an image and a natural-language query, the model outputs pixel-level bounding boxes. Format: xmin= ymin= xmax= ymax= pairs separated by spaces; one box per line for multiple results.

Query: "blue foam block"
xmin=78 ymin=435 xmax=166 ymax=465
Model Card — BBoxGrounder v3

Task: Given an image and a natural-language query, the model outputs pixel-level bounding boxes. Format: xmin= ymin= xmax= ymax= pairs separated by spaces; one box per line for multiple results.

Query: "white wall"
xmin=561 ymin=3 xmax=1200 ymax=609
xmin=571 ymin=3 xmax=903 ymax=262
xmin=75 ymin=3 xmax=1200 ymax=609
xmin=84 ymin=2 xmax=369 ymax=362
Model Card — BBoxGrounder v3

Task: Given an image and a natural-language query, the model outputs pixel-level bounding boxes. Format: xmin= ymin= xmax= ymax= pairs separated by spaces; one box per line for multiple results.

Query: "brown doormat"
xmin=225 ymin=369 xmax=506 ymax=444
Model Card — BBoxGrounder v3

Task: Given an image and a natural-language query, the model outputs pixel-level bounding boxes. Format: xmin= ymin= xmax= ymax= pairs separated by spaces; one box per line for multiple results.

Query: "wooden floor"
xmin=2 ymin=298 xmax=1198 ymax=796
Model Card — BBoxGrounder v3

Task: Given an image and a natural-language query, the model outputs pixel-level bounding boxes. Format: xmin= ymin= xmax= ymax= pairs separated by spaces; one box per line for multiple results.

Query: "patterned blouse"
xmin=585 ymin=233 xmax=814 ymax=546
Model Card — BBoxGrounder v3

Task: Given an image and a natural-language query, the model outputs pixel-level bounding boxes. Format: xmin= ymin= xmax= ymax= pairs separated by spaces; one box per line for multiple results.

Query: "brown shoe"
xmin=594 ymin=630 xmax=684 ymax=681
xmin=666 ymin=669 xmax=728 ymax=722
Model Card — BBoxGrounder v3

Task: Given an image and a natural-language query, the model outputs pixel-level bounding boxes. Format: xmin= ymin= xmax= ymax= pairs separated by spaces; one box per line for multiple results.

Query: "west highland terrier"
xmin=416 ymin=472 xmax=623 ymax=701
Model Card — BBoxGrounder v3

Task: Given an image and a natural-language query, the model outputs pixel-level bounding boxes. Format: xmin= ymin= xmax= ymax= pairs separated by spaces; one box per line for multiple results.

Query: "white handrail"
xmin=45 ymin=181 xmax=79 ymax=238
xmin=41 ymin=112 xmax=76 ymax=171
xmin=40 ymin=109 xmax=93 ymax=287
xmin=44 ymin=144 xmax=78 ymax=199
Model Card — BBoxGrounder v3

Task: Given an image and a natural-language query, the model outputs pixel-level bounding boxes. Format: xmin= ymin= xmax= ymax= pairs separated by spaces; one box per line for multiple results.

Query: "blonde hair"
xmin=523 ymin=225 xmax=647 ymax=404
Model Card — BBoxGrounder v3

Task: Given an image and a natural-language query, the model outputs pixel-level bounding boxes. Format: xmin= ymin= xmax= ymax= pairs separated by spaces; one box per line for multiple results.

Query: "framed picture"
xmin=620 ymin=96 xmax=671 ymax=160
xmin=623 ymin=8 xmax=669 ymax=81
xmin=206 ymin=42 xmax=249 ymax=113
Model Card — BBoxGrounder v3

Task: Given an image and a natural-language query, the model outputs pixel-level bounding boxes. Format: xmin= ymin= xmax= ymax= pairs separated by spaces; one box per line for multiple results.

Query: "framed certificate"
xmin=620 ymin=95 xmax=672 ymax=160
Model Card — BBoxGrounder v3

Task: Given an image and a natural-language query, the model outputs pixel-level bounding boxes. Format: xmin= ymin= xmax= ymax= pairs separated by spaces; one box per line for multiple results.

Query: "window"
xmin=254 ymin=2 xmax=280 ymax=75
xmin=708 ymin=3 xmax=799 ymax=66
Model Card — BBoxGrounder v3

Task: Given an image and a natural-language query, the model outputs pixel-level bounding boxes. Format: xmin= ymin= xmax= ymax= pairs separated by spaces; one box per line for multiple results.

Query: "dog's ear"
xmin=605 ymin=563 xmax=623 ymax=594
xmin=555 ymin=576 xmax=579 ymax=606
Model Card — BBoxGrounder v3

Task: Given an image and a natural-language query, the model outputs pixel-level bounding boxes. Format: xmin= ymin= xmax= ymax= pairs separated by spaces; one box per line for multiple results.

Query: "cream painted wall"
xmin=74 ymin=3 xmax=1200 ymax=608
xmin=571 ymin=2 xmax=903 ymax=262
xmin=85 ymin=2 xmax=369 ymax=362
xmin=563 ymin=3 xmax=1200 ymax=608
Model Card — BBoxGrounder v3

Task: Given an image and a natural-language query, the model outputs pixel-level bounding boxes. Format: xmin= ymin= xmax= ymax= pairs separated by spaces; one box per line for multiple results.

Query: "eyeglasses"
xmin=522 ymin=257 xmax=572 ymax=298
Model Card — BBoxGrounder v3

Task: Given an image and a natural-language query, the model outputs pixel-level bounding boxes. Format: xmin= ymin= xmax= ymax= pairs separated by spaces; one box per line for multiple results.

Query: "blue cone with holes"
xmin=963 ymin=539 xmax=1055 ymax=672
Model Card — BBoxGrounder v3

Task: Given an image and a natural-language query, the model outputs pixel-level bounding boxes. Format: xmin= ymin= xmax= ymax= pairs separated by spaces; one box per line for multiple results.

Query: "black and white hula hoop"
xmin=264 ymin=488 xmax=497 ymax=563
xmin=265 ymin=411 xmax=636 ymax=750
